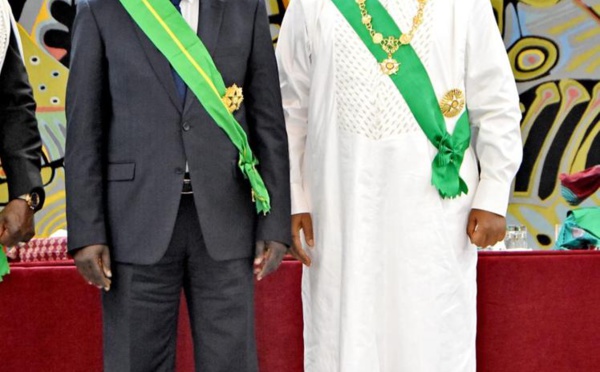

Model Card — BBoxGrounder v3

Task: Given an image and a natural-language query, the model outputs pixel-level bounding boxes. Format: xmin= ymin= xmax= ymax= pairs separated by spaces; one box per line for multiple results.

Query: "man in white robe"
xmin=276 ymin=0 xmax=523 ymax=371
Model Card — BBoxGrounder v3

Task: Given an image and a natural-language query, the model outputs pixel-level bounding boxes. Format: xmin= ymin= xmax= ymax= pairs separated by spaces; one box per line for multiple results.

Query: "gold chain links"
xmin=357 ymin=0 xmax=427 ymax=58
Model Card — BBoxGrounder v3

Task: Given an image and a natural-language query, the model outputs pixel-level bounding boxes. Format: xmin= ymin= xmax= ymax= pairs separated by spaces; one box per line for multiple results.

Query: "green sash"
xmin=120 ymin=0 xmax=271 ymax=214
xmin=332 ymin=0 xmax=471 ymax=198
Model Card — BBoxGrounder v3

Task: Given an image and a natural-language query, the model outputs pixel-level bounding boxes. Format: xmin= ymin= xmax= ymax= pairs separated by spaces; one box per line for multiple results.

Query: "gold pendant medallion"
xmin=357 ymin=0 xmax=428 ymax=76
xmin=222 ymin=84 xmax=244 ymax=113
xmin=439 ymin=89 xmax=465 ymax=118
xmin=379 ymin=58 xmax=400 ymax=75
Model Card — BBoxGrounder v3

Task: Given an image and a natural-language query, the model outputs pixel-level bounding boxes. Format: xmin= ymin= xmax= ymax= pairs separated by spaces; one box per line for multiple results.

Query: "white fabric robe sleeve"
xmin=0 ymin=0 xmax=11 ymax=72
xmin=276 ymin=0 xmax=312 ymax=214
xmin=465 ymin=0 xmax=523 ymax=217
xmin=0 ymin=0 xmax=26 ymax=75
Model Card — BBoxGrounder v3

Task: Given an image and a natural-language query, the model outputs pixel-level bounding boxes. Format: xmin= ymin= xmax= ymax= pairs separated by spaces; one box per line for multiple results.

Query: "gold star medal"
xmin=439 ymin=89 xmax=465 ymax=118
xmin=222 ymin=84 xmax=244 ymax=113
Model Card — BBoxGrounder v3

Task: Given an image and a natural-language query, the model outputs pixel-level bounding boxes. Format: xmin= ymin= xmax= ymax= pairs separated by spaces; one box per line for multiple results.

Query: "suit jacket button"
xmin=175 ymin=168 xmax=184 ymax=175
xmin=182 ymin=122 xmax=191 ymax=131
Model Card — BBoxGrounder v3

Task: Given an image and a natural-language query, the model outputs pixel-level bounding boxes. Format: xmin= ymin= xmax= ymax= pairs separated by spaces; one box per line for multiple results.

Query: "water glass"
xmin=505 ymin=225 xmax=528 ymax=250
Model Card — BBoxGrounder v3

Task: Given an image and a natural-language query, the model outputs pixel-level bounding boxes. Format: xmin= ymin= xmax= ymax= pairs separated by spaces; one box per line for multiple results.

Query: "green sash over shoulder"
xmin=120 ymin=0 xmax=271 ymax=214
xmin=332 ymin=0 xmax=471 ymax=198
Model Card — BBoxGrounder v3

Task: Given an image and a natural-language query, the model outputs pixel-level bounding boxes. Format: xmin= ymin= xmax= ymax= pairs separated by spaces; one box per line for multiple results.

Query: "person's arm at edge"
xmin=464 ymin=0 xmax=523 ymax=247
xmin=65 ymin=0 xmax=111 ymax=289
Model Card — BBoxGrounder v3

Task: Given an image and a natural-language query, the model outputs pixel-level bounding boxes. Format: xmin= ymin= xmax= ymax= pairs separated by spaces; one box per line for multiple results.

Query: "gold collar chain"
xmin=356 ymin=0 xmax=427 ymax=75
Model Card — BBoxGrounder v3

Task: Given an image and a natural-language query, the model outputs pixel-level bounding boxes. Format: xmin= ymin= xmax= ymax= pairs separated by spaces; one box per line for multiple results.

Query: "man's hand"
xmin=467 ymin=209 xmax=506 ymax=248
xmin=73 ymin=244 xmax=112 ymax=291
xmin=254 ymin=241 xmax=287 ymax=280
xmin=290 ymin=213 xmax=313 ymax=267
xmin=0 ymin=199 xmax=35 ymax=246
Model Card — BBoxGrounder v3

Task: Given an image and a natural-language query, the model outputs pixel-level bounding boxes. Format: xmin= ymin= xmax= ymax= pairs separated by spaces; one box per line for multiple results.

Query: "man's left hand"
xmin=0 ymin=199 xmax=35 ymax=247
xmin=467 ymin=208 xmax=506 ymax=248
xmin=254 ymin=241 xmax=287 ymax=281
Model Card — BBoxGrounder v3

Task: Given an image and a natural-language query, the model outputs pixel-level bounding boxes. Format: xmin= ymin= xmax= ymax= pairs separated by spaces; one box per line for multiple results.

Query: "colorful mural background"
xmin=495 ymin=0 xmax=600 ymax=248
xmin=2 ymin=0 xmax=598 ymax=248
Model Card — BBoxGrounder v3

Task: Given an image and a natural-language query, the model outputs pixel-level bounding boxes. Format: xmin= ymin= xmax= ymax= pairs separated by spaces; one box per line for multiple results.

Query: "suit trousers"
xmin=102 ymin=195 xmax=258 ymax=372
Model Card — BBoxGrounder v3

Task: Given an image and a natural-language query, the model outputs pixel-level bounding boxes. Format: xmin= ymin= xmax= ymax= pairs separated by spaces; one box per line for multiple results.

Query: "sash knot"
xmin=239 ymin=154 xmax=257 ymax=180
xmin=431 ymin=131 xmax=469 ymax=198
xmin=238 ymin=150 xmax=271 ymax=214
xmin=435 ymin=131 xmax=456 ymax=167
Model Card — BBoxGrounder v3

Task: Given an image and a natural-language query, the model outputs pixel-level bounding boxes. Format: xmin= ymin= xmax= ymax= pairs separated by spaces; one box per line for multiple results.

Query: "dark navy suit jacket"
xmin=65 ymin=0 xmax=291 ymax=264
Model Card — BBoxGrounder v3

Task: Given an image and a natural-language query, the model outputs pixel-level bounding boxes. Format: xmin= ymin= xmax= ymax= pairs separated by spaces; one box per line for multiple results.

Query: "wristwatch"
xmin=17 ymin=191 xmax=42 ymax=212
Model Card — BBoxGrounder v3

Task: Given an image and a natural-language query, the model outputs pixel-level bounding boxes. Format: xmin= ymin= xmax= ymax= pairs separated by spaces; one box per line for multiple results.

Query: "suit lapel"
xmin=132 ymin=21 xmax=183 ymax=112
xmin=198 ymin=0 xmax=225 ymax=55
xmin=183 ymin=0 xmax=225 ymax=114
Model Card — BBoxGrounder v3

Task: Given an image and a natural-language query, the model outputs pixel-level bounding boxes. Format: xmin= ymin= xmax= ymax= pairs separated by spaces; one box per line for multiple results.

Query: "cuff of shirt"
xmin=471 ymin=178 xmax=512 ymax=217
xmin=291 ymin=183 xmax=310 ymax=215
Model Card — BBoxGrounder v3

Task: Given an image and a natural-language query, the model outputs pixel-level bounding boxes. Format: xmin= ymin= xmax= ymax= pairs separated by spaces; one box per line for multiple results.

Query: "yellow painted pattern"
xmin=520 ymin=0 xmax=560 ymax=7
xmin=491 ymin=0 xmax=505 ymax=33
xmin=508 ymin=37 xmax=558 ymax=81
xmin=516 ymin=83 xmax=560 ymax=162
xmin=566 ymin=44 xmax=600 ymax=71
xmin=31 ymin=0 xmax=52 ymax=36
xmin=17 ymin=25 xmax=68 ymax=110
xmin=510 ymin=79 xmax=600 ymax=248
xmin=548 ymin=14 xmax=588 ymax=34
xmin=570 ymin=83 xmax=600 ymax=171
xmin=585 ymin=56 xmax=600 ymax=73
xmin=574 ymin=26 xmax=600 ymax=43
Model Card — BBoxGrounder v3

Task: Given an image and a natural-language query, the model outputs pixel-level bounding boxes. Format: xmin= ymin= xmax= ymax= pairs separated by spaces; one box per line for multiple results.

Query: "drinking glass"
xmin=505 ymin=225 xmax=528 ymax=250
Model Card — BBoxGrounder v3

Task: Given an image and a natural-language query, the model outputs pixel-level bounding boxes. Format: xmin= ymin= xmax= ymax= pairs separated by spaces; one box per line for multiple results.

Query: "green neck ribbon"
xmin=332 ymin=0 xmax=471 ymax=198
xmin=120 ymin=0 xmax=270 ymax=214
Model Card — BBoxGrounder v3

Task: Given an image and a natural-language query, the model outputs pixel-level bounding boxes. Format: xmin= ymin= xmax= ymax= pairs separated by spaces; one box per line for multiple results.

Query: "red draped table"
xmin=476 ymin=250 xmax=600 ymax=372
xmin=1 ymin=239 xmax=599 ymax=371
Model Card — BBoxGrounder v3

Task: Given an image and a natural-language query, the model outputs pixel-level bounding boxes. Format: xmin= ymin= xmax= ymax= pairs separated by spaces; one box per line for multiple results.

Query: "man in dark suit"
xmin=65 ymin=0 xmax=291 ymax=370
xmin=0 ymin=0 xmax=44 ymax=249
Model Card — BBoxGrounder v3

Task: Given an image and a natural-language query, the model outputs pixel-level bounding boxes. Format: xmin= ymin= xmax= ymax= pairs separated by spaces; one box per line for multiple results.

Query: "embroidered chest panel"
xmin=334 ymin=0 xmax=435 ymax=140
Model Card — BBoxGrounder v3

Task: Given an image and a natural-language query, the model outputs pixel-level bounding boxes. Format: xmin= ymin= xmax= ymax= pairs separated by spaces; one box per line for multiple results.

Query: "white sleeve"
xmin=465 ymin=0 xmax=523 ymax=217
xmin=0 ymin=0 xmax=11 ymax=70
xmin=276 ymin=0 xmax=312 ymax=214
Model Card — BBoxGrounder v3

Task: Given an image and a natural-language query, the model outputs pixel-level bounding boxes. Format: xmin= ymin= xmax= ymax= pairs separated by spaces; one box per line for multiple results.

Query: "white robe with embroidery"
xmin=0 ymin=0 xmax=23 ymax=72
xmin=276 ymin=0 xmax=522 ymax=371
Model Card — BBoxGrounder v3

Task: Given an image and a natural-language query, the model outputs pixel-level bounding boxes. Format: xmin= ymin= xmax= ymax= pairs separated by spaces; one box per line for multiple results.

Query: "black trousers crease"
xmin=102 ymin=195 xmax=257 ymax=372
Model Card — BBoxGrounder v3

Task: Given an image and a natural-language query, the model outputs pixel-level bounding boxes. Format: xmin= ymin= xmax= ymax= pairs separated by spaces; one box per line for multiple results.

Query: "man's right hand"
xmin=290 ymin=213 xmax=313 ymax=267
xmin=73 ymin=244 xmax=112 ymax=291
xmin=0 ymin=199 xmax=36 ymax=247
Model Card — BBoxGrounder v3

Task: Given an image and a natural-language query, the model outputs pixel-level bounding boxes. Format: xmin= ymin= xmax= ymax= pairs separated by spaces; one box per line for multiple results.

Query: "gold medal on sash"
xmin=119 ymin=0 xmax=271 ymax=213
xmin=333 ymin=0 xmax=472 ymax=198
xmin=222 ymin=84 xmax=244 ymax=113
xmin=439 ymin=89 xmax=465 ymax=118
xmin=380 ymin=58 xmax=400 ymax=75
xmin=357 ymin=0 xmax=427 ymax=75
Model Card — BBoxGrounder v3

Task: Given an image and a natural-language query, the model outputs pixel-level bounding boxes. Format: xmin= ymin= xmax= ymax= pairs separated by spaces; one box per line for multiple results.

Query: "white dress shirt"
xmin=180 ymin=0 xmax=199 ymax=33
